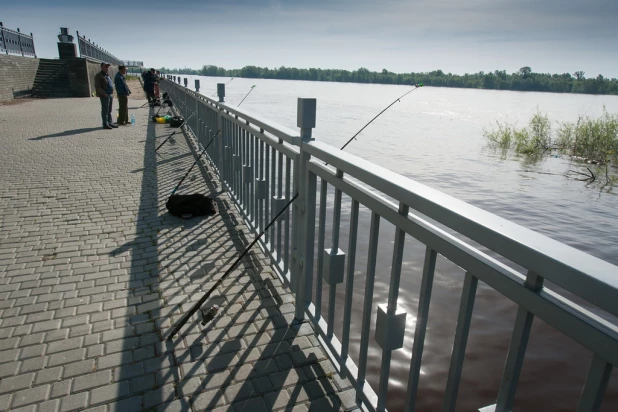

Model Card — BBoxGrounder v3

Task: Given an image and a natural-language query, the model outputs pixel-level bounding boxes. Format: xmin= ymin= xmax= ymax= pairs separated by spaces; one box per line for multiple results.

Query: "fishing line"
xmin=211 ymin=77 xmax=235 ymax=97
xmin=340 ymin=83 xmax=424 ymax=151
xmin=238 ymin=85 xmax=256 ymax=106
xmin=167 ymin=84 xmax=424 ymax=339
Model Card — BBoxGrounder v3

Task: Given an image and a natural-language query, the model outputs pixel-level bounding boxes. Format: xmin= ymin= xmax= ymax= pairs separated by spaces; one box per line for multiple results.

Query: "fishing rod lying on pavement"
xmin=167 ymin=83 xmax=425 ymax=340
xmin=154 ymin=111 xmax=198 ymax=153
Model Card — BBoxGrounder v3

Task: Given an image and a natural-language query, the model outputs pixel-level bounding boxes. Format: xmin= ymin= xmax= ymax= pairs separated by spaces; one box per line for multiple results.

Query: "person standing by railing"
xmin=94 ymin=62 xmax=118 ymax=129
xmin=143 ymin=68 xmax=156 ymax=103
xmin=114 ymin=65 xmax=131 ymax=125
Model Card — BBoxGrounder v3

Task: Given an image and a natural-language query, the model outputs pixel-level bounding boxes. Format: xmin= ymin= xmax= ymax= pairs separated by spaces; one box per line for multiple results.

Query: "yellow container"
xmin=156 ymin=117 xmax=166 ymax=124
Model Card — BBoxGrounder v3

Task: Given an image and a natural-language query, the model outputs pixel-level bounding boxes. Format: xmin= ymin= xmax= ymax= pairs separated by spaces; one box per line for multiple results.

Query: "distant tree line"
xmin=157 ymin=65 xmax=618 ymax=95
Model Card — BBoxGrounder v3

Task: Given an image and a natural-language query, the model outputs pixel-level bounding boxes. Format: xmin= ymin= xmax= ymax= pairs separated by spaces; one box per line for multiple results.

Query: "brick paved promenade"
xmin=0 ymin=98 xmax=357 ymax=411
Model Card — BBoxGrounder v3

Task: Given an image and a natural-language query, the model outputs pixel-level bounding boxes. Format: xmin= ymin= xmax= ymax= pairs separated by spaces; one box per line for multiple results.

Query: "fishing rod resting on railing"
xmin=211 ymin=77 xmax=234 ymax=97
xmin=165 ymin=84 xmax=257 ymax=194
xmin=167 ymin=83 xmax=425 ymax=340
xmin=238 ymin=85 xmax=256 ymax=106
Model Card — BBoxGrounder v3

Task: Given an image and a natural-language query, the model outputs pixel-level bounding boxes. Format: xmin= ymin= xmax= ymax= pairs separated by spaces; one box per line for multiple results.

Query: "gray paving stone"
xmin=10 ymin=405 xmax=36 ymax=412
xmin=143 ymin=384 xmax=176 ymax=409
xmin=223 ymin=382 xmax=255 ymax=404
xmin=191 ymin=389 xmax=226 ymax=411
xmin=48 ymin=349 xmax=85 ymax=367
xmin=129 ymin=373 xmax=155 ymax=394
xmin=97 ymin=351 xmax=133 ymax=370
xmin=35 ymin=366 xmax=63 ymax=384
xmin=32 ymin=320 xmax=62 ymax=333
xmin=0 ymin=361 xmax=19 ymax=378
xmin=304 ymin=378 xmax=337 ymax=400
xmin=89 ymin=381 xmax=130 ymax=405
xmin=307 ymin=395 xmax=341 ymax=412
xmin=73 ymin=370 xmax=111 ymax=392
xmin=11 ymin=384 xmax=50 ymax=408
xmin=60 ymin=392 xmax=88 ymax=412
xmin=50 ymin=380 xmax=71 ymax=398
xmin=20 ymin=344 xmax=46 ymax=360
xmin=0 ymin=373 xmax=34 ymax=394
xmin=20 ymin=357 xmax=46 ymax=373
xmin=114 ymin=362 xmax=144 ymax=381
xmin=0 ymin=393 xmax=10 ymax=410
xmin=37 ymin=399 xmax=60 ymax=412
xmin=107 ymin=395 xmax=142 ymax=412
xmin=232 ymin=397 xmax=269 ymax=412
xmin=81 ymin=407 xmax=106 ymax=412
xmin=155 ymin=398 xmax=191 ymax=412
xmin=265 ymin=390 xmax=292 ymax=410
xmin=47 ymin=337 xmax=83 ymax=354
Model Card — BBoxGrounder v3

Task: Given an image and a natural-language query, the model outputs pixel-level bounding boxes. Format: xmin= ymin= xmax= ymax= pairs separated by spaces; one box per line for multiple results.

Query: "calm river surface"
xmin=182 ymin=75 xmax=618 ymax=411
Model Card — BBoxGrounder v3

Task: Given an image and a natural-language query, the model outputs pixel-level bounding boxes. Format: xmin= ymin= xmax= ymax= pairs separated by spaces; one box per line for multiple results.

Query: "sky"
xmin=4 ymin=0 xmax=618 ymax=78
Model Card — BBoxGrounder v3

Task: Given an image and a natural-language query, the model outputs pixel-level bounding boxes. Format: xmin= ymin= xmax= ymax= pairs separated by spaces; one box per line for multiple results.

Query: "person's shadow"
xmin=29 ymin=127 xmax=102 ymax=140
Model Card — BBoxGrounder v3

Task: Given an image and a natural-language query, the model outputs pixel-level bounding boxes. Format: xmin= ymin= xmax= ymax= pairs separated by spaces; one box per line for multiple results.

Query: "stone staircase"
xmin=32 ymin=59 xmax=72 ymax=98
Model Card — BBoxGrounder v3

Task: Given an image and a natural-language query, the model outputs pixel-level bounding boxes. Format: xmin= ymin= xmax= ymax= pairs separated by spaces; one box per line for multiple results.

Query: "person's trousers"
xmin=99 ymin=95 xmax=113 ymax=126
xmin=117 ymin=95 xmax=128 ymax=124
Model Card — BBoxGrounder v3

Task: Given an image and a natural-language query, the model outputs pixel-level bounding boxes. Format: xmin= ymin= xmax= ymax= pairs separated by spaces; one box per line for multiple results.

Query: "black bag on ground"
xmin=166 ymin=194 xmax=216 ymax=219
xmin=170 ymin=116 xmax=184 ymax=128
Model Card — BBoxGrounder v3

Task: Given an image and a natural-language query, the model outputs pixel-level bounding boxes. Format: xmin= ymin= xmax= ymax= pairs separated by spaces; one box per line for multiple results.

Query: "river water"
xmin=180 ymin=75 xmax=618 ymax=411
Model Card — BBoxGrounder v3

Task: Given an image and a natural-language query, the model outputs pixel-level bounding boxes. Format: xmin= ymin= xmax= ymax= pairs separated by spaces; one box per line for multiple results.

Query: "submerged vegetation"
xmin=484 ymin=108 xmax=618 ymax=185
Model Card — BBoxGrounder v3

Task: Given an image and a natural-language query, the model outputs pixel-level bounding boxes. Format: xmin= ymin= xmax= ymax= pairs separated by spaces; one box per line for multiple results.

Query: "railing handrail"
xmin=0 ymin=22 xmax=36 ymax=57
xmin=0 ymin=25 xmax=33 ymax=38
xmin=76 ymin=31 xmax=123 ymax=66
xmin=304 ymin=140 xmax=618 ymax=317
xmin=183 ymin=87 xmax=301 ymax=145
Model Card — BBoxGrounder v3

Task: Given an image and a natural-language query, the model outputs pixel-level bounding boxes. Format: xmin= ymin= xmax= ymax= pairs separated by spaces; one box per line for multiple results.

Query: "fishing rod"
xmin=167 ymin=84 xmax=256 ymax=193
xmin=168 ymin=193 xmax=298 ymax=339
xmin=169 ymin=130 xmax=221 ymax=196
xmin=154 ymin=111 xmax=198 ymax=153
xmin=339 ymin=83 xmax=424 ymax=152
xmin=211 ymin=78 xmax=235 ymax=97
xmin=167 ymin=84 xmax=425 ymax=340
xmin=237 ymin=85 xmax=256 ymax=106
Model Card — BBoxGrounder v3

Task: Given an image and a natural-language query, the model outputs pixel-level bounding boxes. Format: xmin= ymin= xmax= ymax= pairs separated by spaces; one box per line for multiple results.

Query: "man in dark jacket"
xmin=143 ymin=68 xmax=156 ymax=103
xmin=114 ymin=65 xmax=131 ymax=125
xmin=94 ymin=62 xmax=117 ymax=129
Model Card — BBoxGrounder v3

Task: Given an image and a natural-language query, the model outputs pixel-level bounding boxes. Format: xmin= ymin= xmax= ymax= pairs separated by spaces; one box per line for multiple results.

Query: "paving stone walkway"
xmin=0 ymin=97 xmax=357 ymax=411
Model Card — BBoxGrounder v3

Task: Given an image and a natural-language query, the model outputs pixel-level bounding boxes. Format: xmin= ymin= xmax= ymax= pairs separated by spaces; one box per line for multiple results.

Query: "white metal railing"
xmin=160 ymin=79 xmax=618 ymax=412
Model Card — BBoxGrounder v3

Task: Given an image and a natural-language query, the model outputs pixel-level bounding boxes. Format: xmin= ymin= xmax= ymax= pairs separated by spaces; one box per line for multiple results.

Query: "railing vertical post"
xmin=195 ymin=93 xmax=200 ymax=144
xmin=488 ymin=271 xmax=544 ymax=412
xmin=0 ymin=23 xmax=7 ymax=55
xmin=16 ymin=28 xmax=24 ymax=56
xmin=217 ymin=83 xmax=225 ymax=187
xmin=30 ymin=33 xmax=36 ymax=57
xmin=294 ymin=98 xmax=316 ymax=321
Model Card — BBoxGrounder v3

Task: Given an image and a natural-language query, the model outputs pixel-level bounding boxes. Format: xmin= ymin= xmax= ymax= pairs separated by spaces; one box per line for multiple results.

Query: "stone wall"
xmin=0 ymin=55 xmax=119 ymax=100
xmin=85 ymin=59 xmax=118 ymax=97
xmin=0 ymin=55 xmax=40 ymax=101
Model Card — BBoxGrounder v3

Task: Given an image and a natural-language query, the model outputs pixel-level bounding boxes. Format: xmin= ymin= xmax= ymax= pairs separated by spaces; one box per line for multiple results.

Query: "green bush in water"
xmin=485 ymin=108 xmax=618 ymax=163
xmin=556 ymin=108 xmax=618 ymax=164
